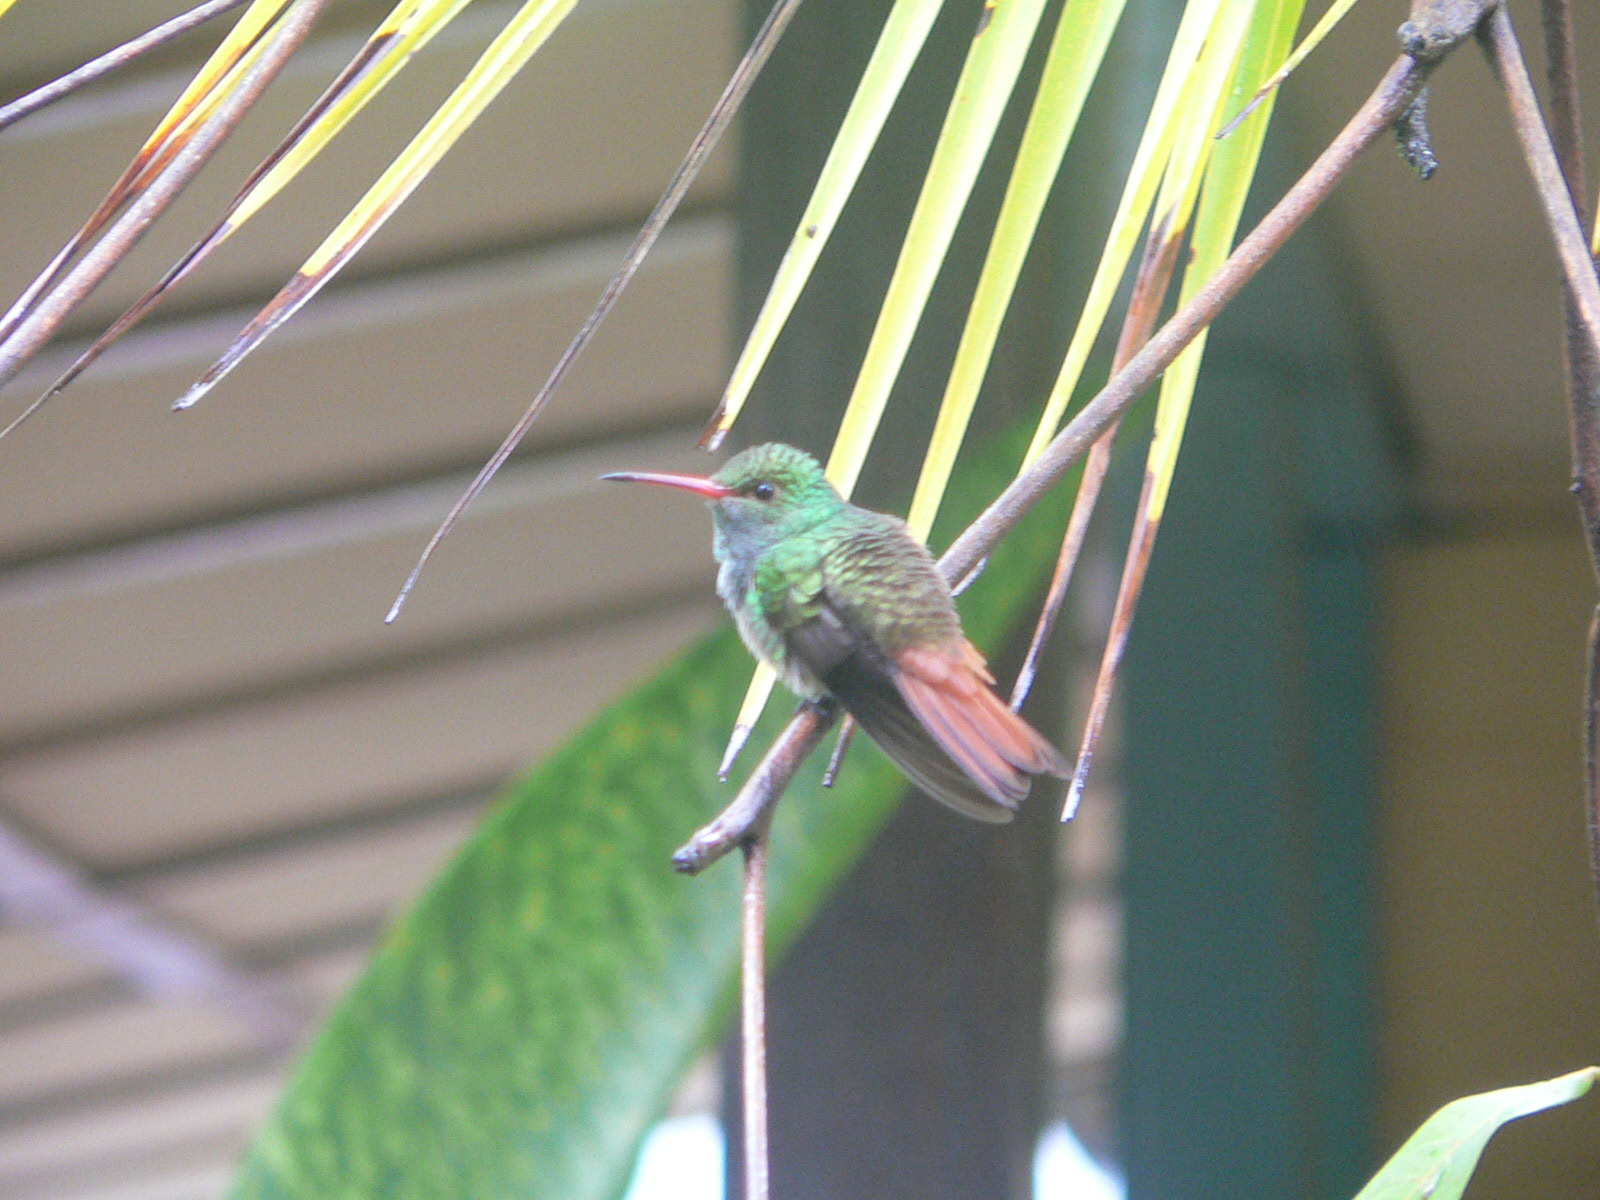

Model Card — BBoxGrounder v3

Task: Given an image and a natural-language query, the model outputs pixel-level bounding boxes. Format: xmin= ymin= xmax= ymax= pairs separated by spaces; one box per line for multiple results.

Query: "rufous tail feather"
xmin=894 ymin=643 xmax=1068 ymax=807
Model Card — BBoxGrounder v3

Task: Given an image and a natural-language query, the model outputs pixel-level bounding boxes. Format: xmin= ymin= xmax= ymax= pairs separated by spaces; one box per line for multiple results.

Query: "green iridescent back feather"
xmin=707 ymin=444 xmax=962 ymax=693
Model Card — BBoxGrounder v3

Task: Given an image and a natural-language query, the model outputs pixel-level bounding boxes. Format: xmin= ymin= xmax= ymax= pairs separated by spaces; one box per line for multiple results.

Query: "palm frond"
xmin=704 ymin=0 xmax=949 ymax=449
xmin=1218 ymin=0 xmax=1365 ymax=139
xmin=0 ymin=0 xmax=324 ymax=415
xmin=37 ymin=0 xmax=478 ymax=403
xmin=904 ymin=0 xmax=1126 ymax=540
xmin=1063 ymin=0 xmax=1306 ymax=819
xmin=823 ymin=0 xmax=1050 ymax=497
xmin=1021 ymin=0 xmax=1224 ymax=466
xmin=175 ymin=0 xmax=582 ymax=411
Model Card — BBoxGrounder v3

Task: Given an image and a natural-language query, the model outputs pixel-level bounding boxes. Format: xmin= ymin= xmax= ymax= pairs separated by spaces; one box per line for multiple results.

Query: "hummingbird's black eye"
xmin=751 ymin=482 xmax=776 ymax=501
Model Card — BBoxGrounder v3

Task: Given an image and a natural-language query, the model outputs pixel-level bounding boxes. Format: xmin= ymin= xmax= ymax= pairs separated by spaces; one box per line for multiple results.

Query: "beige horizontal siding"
xmin=0 ymin=2 xmax=737 ymax=1195
xmin=0 ymin=0 xmax=736 ymax=326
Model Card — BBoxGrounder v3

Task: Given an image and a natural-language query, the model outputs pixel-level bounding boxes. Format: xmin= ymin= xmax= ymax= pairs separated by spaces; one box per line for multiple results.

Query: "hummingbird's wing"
xmin=777 ymin=523 xmax=1067 ymax=822
xmin=786 ymin=611 xmax=1018 ymax=822
xmin=893 ymin=641 xmax=1068 ymax=801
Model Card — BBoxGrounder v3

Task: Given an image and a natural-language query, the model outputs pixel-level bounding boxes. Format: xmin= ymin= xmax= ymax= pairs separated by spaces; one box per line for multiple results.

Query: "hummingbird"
xmin=603 ymin=442 xmax=1067 ymax=822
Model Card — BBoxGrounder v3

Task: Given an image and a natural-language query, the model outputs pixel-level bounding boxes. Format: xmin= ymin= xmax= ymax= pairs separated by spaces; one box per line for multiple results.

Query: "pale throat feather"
xmin=713 ymin=519 xmax=824 ymax=698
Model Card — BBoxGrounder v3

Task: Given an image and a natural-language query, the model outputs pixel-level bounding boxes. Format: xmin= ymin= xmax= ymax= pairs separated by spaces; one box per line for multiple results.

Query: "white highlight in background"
xmin=1033 ymin=1121 xmax=1124 ymax=1200
xmin=623 ymin=1114 xmax=725 ymax=1200
xmin=621 ymin=1114 xmax=1123 ymax=1200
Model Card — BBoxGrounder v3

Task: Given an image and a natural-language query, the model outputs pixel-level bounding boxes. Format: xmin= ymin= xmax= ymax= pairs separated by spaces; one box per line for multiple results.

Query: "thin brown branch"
xmin=1008 ymin=443 xmax=1104 ymax=707
xmin=1481 ymin=7 xmax=1600 ymax=368
xmin=32 ymin=19 xmax=407 ymax=409
xmin=384 ymin=0 xmax=806 ymax=625
xmin=1588 ymin=614 xmax=1600 ymax=911
xmin=1488 ymin=3 xmax=1600 ymax=911
xmin=1063 ymin=494 xmax=1156 ymax=819
xmin=1534 ymin=0 xmax=1597 ymax=534
xmin=1538 ymin=0 xmax=1585 ymax=215
xmin=942 ymin=53 xmax=1426 ymax=584
xmin=0 ymin=0 xmax=253 ymax=133
xmin=675 ymin=54 xmax=1428 ymax=871
xmin=1049 ymin=217 xmax=1190 ymax=813
xmin=740 ymin=834 xmax=771 ymax=1200
xmin=673 ymin=703 xmax=835 ymax=873
xmin=1534 ymin=0 xmax=1600 ymax=916
xmin=1012 ymin=220 xmax=1184 ymax=708
xmin=0 ymin=0 xmax=327 ymax=415
xmin=0 ymin=1 xmax=294 ymax=357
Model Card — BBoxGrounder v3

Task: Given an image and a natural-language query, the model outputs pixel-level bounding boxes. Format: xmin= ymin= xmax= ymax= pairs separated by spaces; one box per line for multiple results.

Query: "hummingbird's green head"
xmin=601 ymin=442 xmax=844 ymax=563
xmin=706 ymin=442 xmax=843 ymax=551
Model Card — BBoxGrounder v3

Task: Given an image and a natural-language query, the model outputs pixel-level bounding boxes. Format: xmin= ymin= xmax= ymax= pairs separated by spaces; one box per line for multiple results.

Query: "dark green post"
xmin=1121 ymin=221 xmax=1398 ymax=1198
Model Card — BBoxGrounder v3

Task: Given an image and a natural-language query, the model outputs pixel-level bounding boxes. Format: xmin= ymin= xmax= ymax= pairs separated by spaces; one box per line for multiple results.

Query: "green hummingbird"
xmin=604 ymin=442 xmax=1067 ymax=821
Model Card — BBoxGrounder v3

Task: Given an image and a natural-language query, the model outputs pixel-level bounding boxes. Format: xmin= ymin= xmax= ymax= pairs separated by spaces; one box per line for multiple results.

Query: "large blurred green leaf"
xmin=229 ymin=423 xmax=1077 ymax=1200
xmin=1353 ymin=1068 xmax=1597 ymax=1200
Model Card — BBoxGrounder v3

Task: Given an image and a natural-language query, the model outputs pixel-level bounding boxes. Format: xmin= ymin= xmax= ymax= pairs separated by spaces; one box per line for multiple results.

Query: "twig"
xmin=1486 ymin=4 xmax=1600 ymax=914
xmin=941 ymin=53 xmax=1426 ymax=584
xmin=673 ymin=702 xmax=835 ymax=873
xmin=384 ymin=0 xmax=807 ymax=624
xmin=1538 ymin=0 xmax=1585 ymax=211
xmin=740 ymin=834 xmax=771 ymax=1200
xmin=1051 ymin=222 xmax=1192 ymax=817
xmin=0 ymin=0 xmax=253 ymax=133
xmin=1588 ymin=613 xmax=1600 ymax=914
xmin=1480 ymin=7 xmax=1600 ymax=368
xmin=1008 ymin=461 xmax=1099 ymax=708
xmin=1062 ymin=516 xmax=1153 ymax=820
xmin=1535 ymin=0 xmax=1600 ymax=917
xmin=0 ymin=0 xmax=327 ymax=410
xmin=1012 ymin=216 xmax=1184 ymax=709
xmin=31 ymin=13 xmax=424 ymax=411
xmin=674 ymin=53 xmax=1431 ymax=874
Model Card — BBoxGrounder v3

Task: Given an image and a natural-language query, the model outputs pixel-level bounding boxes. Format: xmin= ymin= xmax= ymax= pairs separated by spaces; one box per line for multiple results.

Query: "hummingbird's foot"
xmin=800 ymin=694 xmax=836 ymax=720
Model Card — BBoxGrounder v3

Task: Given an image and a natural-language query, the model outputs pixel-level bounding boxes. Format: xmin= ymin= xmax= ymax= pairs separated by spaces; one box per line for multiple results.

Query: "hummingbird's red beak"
xmin=601 ymin=470 xmax=736 ymax=499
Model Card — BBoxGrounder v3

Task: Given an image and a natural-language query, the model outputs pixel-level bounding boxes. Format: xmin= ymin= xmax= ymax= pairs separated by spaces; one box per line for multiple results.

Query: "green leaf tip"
xmin=1353 ymin=1067 xmax=1598 ymax=1200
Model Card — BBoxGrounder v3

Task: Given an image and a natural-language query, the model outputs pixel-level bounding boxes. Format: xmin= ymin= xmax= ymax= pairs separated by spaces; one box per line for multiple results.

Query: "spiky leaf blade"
xmin=1060 ymin=0 xmax=1304 ymax=820
xmin=707 ymin=0 xmax=948 ymax=444
xmin=1020 ymin=0 xmax=1224 ymax=465
xmin=179 ymin=0 xmax=580 ymax=411
xmin=906 ymin=0 xmax=1126 ymax=539
xmin=825 ymin=0 xmax=1050 ymax=498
